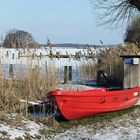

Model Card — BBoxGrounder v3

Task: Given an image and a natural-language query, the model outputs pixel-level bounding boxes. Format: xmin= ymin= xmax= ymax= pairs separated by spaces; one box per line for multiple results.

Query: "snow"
xmin=50 ymin=107 xmax=140 ymax=140
xmin=51 ymin=126 xmax=140 ymax=140
xmin=0 ymin=124 xmax=25 ymax=139
xmin=0 ymin=100 xmax=139 ymax=139
xmin=0 ymin=48 xmax=96 ymax=67
xmin=0 ymin=116 xmax=46 ymax=139
xmin=23 ymin=120 xmax=44 ymax=136
xmin=1 ymin=117 xmax=139 ymax=140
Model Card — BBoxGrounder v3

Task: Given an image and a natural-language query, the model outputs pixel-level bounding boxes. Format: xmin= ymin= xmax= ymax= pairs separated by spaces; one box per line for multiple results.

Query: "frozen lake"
xmin=0 ymin=47 xmax=96 ymax=82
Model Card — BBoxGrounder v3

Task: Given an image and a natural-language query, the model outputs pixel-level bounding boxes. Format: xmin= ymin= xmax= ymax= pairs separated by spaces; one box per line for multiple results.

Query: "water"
xmin=1 ymin=64 xmax=83 ymax=82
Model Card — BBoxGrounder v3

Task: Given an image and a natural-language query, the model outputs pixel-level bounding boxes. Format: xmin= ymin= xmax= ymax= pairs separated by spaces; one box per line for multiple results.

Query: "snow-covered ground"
xmin=0 ymin=121 xmax=44 ymax=139
xmin=0 ymin=100 xmax=139 ymax=140
xmin=49 ymin=103 xmax=140 ymax=140
xmin=0 ymin=114 xmax=47 ymax=139
xmin=51 ymin=120 xmax=140 ymax=140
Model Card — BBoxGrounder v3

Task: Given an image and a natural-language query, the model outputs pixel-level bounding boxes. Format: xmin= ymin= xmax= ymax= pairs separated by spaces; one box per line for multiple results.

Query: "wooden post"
xmin=6 ymin=51 xmax=9 ymax=57
xmin=12 ymin=53 xmax=15 ymax=59
xmin=68 ymin=66 xmax=72 ymax=81
xmin=75 ymin=52 xmax=77 ymax=60
xmin=56 ymin=52 xmax=60 ymax=60
xmin=64 ymin=66 xmax=72 ymax=83
xmin=18 ymin=52 xmax=20 ymax=59
xmin=40 ymin=52 xmax=42 ymax=59
xmin=64 ymin=66 xmax=68 ymax=84
xmin=50 ymin=50 xmax=53 ymax=60
xmin=9 ymin=64 xmax=13 ymax=78
xmin=32 ymin=53 xmax=35 ymax=59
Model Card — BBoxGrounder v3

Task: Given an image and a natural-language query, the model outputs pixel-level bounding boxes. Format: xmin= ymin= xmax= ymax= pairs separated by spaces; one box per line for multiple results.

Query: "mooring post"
xmin=56 ymin=52 xmax=60 ymax=60
xmin=6 ymin=51 xmax=9 ymax=57
xmin=12 ymin=53 xmax=15 ymax=59
xmin=9 ymin=64 xmax=13 ymax=79
xmin=64 ymin=66 xmax=72 ymax=83
xmin=32 ymin=53 xmax=35 ymax=59
xmin=18 ymin=52 xmax=20 ymax=59
xmin=40 ymin=52 xmax=42 ymax=59
xmin=68 ymin=66 xmax=72 ymax=81
xmin=64 ymin=66 xmax=68 ymax=84
xmin=50 ymin=50 xmax=53 ymax=60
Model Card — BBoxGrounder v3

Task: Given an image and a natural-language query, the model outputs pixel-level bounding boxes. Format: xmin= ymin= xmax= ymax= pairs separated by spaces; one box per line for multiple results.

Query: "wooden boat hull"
xmin=49 ymin=88 xmax=140 ymax=120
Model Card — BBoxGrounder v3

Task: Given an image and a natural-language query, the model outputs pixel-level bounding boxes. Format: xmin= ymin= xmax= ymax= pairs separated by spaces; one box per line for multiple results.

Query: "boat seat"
xmin=100 ymin=88 xmax=107 ymax=92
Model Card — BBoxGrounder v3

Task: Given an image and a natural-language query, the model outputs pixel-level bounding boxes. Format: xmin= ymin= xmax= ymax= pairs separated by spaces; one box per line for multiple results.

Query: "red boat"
xmin=49 ymin=87 xmax=140 ymax=120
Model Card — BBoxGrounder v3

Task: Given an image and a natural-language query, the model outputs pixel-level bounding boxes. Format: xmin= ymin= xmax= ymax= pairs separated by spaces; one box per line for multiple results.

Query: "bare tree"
xmin=130 ymin=0 xmax=140 ymax=11
xmin=3 ymin=29 xmax=38 ymax=48
xmin=90 ymin=0 xmax=140 ymax=25
xmin=124 ymin=16 xmax=140 ymax=47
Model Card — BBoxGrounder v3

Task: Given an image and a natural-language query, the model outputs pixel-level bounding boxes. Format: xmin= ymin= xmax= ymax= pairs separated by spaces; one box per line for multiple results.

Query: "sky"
xmin=0 ymin=0 xmax=126 ymax=45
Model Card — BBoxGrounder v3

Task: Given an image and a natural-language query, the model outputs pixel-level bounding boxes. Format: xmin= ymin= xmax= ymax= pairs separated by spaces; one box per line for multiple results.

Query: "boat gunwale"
xmin=49 ymin=87 xmax=140 ymax=97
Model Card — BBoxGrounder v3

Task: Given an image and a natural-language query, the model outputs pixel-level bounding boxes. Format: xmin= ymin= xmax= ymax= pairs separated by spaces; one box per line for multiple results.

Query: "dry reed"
xmin=79 ymin=43 xmax=140 ymax=86
xmin=0 ymin=57 xmax=61 ymax=114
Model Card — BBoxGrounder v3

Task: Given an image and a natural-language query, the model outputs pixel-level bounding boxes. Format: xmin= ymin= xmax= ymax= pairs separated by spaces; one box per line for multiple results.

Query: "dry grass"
xmin=80 ymin=43 xmax=140 ymax=86
xmin=0 ymin=59 xmax=61 ymax=114
xmin=79 ymin=61 xmax=97 ymax=81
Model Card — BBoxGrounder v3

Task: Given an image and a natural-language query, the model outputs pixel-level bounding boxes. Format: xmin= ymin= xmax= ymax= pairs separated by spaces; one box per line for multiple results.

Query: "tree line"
xmin=2 ymin=1 xmax=140 ymax=48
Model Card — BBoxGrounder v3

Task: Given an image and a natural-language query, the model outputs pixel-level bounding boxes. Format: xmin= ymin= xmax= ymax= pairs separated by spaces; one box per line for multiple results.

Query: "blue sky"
xmin=0 ymin=0 xmax=126 ymax=45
